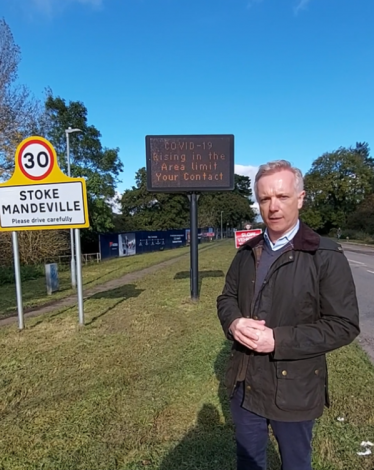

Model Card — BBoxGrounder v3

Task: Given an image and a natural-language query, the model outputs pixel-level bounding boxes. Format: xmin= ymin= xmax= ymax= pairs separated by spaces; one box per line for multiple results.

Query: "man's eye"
xmin=280 ymin=196 xmax=288 ymax=200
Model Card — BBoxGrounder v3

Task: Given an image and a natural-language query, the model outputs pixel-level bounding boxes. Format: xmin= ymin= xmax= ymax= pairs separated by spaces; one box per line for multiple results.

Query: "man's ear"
xmin=297 ymin=191 xmax=306 ymax=209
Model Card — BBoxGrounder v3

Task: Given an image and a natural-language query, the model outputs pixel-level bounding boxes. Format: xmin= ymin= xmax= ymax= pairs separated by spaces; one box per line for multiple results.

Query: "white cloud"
xmin=108 ymin=190 xmax=122 ymax=215
xmin=294 ymin=0 xmax=312 ymax=15
xmin=235 ymin=164 xmax=258 ymax=198
xmin=235 ymin=164 xmax=262 ymax=219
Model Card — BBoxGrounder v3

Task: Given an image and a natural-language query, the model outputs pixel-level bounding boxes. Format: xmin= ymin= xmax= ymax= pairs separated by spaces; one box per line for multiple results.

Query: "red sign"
xmin=235 ymin=229 xmax=262 ymax=248
xmin=18 ymin=138 xmax=55 ymax=181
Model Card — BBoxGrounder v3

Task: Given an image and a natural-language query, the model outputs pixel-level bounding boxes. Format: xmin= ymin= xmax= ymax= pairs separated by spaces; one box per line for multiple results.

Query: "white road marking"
xmin=348 ymin=259 xmax=367 ymax=266
xmin=367 ymin=270 xmax=374 ymax=275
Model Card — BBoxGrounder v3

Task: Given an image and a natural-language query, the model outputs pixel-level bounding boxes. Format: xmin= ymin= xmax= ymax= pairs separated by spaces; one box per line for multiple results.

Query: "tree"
xmin=120 ymin=168 xmax=190 ymax=230
xmin=0 ymin=230 xmax=69 ymax=267
xmin=120 ymin=169 xmax=256 ymax=231
xmin=0 ymin=18 xmax=41 ymax=179
xmin=43 ymin=94 xmax=123 ymax=246
xmin=301 ymin=144 xmax=374 ymax=233
xmin=347 ymin=194 xmax=374 ymax=235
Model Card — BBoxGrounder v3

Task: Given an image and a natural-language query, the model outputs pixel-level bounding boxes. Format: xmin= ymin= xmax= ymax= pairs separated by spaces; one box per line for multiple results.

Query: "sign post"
xmin=0 ymin=136 xmax=90 ymax=329
xmin=12 ymin=231 xmax=24 ymax=330
xmin=146 ymin=134 xmax=234 ymax=300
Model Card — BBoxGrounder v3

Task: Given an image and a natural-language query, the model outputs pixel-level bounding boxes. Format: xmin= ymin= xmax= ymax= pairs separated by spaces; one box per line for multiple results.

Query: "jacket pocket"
xmin=224 ymin=348 xmax=244 ymax=397
xmin=275 ymin=356 xmax=326 ymax=412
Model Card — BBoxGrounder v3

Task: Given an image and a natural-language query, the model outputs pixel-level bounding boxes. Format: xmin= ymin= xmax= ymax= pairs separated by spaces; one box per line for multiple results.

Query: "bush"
xmin=339 ymin=229 xmax=374 ymax=244
xmin=0 ymin=264 xmax=45 ymax=286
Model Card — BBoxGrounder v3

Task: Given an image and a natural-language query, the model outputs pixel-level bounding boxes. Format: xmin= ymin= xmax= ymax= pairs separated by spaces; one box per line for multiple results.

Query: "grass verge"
xmin=0 ymin=243 xmax=372 ymax=469
xmin=0 ymin=243 xmax=212 ymax=316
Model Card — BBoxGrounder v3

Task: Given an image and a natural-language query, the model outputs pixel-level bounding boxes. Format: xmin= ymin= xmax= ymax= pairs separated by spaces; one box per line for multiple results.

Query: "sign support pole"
xmin=12 ymin=232 xmax=24 ymax=330
xmin=74 ymin=229 xmax=84 ymax=325
xmin=189 ymin=192 xmax=199 ymax=301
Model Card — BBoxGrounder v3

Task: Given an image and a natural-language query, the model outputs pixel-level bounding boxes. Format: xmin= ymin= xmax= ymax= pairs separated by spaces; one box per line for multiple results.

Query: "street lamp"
xmin=65 ymin=126 xmax=82 ymax=288
xmin=220 ymin=211 xmax=223 ymax=240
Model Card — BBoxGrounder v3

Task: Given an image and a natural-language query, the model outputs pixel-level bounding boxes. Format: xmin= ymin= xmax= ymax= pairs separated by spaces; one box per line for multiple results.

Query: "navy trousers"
xmin=230 ymin=382 xmax=314 ymax=470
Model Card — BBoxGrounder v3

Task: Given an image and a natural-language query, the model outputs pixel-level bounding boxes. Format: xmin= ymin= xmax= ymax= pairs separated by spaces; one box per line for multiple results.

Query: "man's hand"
xmin=254 ymin=327 xmax=275 ymax=353
xmin=229 ymin=318 xmax=275 ymax=353
xmin=229 ymin=318 xmax=266 ymax=349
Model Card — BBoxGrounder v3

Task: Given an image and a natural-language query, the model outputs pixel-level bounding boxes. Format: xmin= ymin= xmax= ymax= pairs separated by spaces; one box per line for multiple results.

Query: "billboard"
xmin=146 ymin=135 xmax=234 ymax=192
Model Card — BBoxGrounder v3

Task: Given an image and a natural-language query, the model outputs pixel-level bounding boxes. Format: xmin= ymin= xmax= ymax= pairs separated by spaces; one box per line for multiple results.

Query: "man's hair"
xmin=254 ymin=160 xmax=304 ymax=200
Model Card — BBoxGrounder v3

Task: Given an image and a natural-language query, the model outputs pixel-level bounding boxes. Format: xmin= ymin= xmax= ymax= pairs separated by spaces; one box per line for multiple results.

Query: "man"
xmin=217 ymin=160 xmax=360 ymax=470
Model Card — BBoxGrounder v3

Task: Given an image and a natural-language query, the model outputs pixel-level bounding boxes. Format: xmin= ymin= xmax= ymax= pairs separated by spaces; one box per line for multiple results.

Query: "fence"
xmin=57 ymin=253 xmax=101 ymax=265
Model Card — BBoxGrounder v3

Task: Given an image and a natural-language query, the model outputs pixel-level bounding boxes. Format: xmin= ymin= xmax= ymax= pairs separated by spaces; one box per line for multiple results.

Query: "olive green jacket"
xmin=217 ymin=222 xmax=360 ymax=421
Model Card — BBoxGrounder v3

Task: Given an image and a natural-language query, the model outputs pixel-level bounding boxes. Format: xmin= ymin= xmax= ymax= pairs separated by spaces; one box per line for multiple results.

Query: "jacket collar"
xmin=240 ymin=221 xmax=320 ymax=253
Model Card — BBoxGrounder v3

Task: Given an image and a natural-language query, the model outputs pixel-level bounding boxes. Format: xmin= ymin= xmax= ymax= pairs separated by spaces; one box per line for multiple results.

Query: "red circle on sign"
xmin=18 ymin=139 xmax=55 ymax=180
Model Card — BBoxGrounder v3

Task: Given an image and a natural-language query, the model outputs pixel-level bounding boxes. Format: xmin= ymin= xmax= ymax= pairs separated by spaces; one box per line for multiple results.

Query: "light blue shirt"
xmin=264 ymin=220 xmax=300 ymax=251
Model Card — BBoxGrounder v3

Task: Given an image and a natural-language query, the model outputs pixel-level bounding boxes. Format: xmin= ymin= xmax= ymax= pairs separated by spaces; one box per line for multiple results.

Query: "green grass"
xmin=0 ymin=244 xmax=211 ymax=316
xmin=0 ymin=242 xmax=372 ymax=469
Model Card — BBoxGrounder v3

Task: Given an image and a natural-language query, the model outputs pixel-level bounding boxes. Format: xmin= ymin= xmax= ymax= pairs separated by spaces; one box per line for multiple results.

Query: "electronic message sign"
xmin=146 ymin=134 xmax=234 ymax=192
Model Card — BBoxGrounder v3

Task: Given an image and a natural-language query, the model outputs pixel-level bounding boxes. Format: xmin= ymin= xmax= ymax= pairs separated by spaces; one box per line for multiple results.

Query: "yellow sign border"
xmin=0 ymin=136 xmax=90 ymax=231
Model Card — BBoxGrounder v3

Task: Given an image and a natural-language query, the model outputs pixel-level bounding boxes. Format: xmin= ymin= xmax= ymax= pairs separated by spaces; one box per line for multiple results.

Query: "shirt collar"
xmin=264 ymin=220 xmax=300 ymax=251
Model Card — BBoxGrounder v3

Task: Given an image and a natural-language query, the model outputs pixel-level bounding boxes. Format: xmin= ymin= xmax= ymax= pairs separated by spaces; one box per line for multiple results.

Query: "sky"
xmin=2 ymin=0 xmax=374 ymax=205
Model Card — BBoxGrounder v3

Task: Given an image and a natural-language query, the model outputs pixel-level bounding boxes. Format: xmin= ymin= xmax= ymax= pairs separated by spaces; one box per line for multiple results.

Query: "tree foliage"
xmin=301 ymin=143 xmax=374 ymax=234
xmin=347 ymin=194 xmax=374 ymax=235
xmin=0 ymin=18 xmax=41 ymax=179
xmin=119 ymin=169 xmax=256 ymax=231
xmin=43 ymin=94 xmax=123 ymax=241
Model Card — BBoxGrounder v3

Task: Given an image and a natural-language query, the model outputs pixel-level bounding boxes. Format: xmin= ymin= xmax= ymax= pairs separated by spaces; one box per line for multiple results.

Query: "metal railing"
xmin=57 ymin=253 xmax=101 ymax=265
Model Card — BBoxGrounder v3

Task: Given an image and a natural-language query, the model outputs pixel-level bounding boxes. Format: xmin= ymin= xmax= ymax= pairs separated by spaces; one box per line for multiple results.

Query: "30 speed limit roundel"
xmin=18 ymin=138 xmax=55 ymax=180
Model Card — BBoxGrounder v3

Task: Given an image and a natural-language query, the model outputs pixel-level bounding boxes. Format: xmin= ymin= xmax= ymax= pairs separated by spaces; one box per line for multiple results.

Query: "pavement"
xmin=342 ymin=242 xmax=374 ymax=362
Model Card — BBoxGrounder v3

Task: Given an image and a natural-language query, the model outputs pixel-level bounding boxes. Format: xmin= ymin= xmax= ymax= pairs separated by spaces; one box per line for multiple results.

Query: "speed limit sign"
xmin=17 ymin=138 xmax=55 ymax=181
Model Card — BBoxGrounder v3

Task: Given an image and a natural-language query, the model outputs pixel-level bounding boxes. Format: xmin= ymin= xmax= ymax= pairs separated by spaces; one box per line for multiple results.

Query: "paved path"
xmin=343 ymin=244 xmax=374 ymax=362
xmin=0 ymin=245 xmax=216 ymax=328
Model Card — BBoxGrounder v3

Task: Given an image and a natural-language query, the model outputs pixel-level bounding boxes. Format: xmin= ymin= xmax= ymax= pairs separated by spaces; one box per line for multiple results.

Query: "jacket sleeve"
xmin=272 ymin=249 xmax=360 ymax=360
xmin=217 ymin=250 xmax=244 ymax=340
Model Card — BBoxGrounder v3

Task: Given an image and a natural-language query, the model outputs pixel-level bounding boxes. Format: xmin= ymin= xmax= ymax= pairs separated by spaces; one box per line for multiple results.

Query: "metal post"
xmin=66 ymin=127 xmax=77 ymax=289
xmin=221 ymin=211 xmax=223 ymax=239
xmin=74 ymin=229 xmax=84 ymax=325
xmin=190 ymin=193 xmax=199 ymax=300
xmin=12 ymin=232 xmax=24 ymax=330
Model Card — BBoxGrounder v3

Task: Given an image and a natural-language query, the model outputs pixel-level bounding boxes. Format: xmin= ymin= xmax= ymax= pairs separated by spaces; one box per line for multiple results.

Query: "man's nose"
xmin=269 ymin=198 xmax=279 ymax=212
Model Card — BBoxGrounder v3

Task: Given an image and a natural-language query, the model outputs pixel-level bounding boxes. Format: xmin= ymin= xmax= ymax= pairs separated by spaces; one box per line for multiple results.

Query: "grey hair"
xmin=254 ymin=160 xmax=304 ymax=201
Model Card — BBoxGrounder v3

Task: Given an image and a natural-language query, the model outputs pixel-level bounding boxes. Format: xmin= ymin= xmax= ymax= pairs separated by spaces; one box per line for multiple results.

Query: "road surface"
xmin=342 ymin=243 xmax=374 ymax=362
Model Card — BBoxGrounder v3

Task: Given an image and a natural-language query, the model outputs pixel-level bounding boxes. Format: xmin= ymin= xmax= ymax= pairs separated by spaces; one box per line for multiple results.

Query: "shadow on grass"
xmin=158 ymin=343 xmax=281 ymax=470
xmin=85 ymin=284 xmax=145 ymax=324
xmin=173 ymin=270 xmax=225 ymax=296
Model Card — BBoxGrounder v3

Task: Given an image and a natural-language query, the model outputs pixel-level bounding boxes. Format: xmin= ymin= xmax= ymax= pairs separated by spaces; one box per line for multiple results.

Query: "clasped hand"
xmin=229 ymin=317 xmax=275 ymax=353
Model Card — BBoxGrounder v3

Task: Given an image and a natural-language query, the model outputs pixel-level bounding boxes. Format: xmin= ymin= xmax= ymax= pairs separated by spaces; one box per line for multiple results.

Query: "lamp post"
xmin=65 ymin=126 xmax=82 ymax=288
xmin=220 ymin=211 xmax=223 ymax=239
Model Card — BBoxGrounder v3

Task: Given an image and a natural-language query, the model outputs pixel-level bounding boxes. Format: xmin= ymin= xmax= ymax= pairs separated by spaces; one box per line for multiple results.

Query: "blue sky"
xmin=3 ymin=0 xmax=374 ymax=202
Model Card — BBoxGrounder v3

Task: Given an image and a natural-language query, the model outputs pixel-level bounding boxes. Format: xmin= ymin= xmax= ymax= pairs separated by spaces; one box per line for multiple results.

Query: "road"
xmin=341 ymin=243 xmax=374 ymax=362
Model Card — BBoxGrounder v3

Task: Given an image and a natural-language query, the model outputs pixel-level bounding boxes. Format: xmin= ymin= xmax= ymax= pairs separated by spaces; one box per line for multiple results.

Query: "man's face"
xmin=257 ymin=170 xmax=305 ymax=242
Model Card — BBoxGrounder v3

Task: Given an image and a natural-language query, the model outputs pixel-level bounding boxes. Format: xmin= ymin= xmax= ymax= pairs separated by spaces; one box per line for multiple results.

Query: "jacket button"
xmin=282 ymin=370 xmax=287 ymax=376
xmin=289 ymin=255 xmax=293 ymax=260
xmin=246 ymin=385 xmax=251 ymax=391
xmin=245 ymin=315 xmax=250 ymax=318
xmin=253 ymin=315 xmax=259 ymax=320
xmin=315 ymin=369 xmax=319 ymax=375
